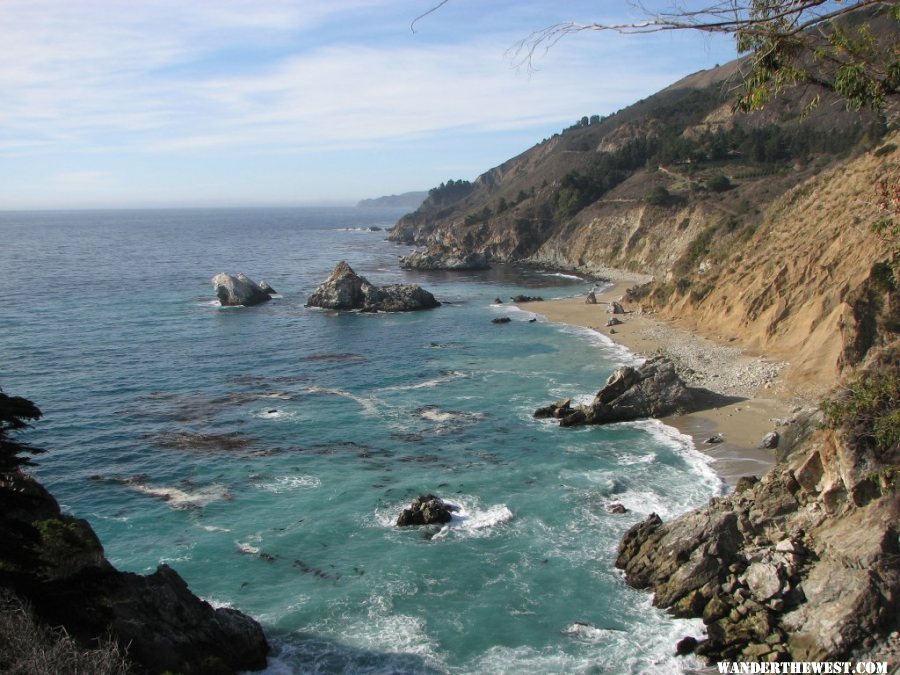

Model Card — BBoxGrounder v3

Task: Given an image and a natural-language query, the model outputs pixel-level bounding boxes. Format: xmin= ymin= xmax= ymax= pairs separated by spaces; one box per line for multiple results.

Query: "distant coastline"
xmin=357 ymin=190 xmax=427 ymax=209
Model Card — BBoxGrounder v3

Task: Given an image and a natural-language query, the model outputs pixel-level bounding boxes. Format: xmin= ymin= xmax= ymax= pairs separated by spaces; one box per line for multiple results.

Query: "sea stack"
xmin=212 ymin=273 xmax=272 ymax=307
xmin=305 ymin=261 xmax=439 ymax=312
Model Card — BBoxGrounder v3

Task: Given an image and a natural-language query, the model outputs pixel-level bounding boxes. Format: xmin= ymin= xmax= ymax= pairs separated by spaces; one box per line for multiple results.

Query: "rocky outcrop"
xmin=0 ymin=469 xmax=268 ymax=674
xmin=212 ymin=273 xmax=272 ymax=307
xmin=258 ymin=280 xmax=277 ymax=295
xmin=305 ymin=261 xmax=439 ymax=312
xmin=534 ymin=356 xmax=698 ymax=426
xmin=615 ymin=350 xmax=900 ymax=664
xmin=400 ymin=247 xmax=490 ymax=270
xmin=511 ymin=295 xmax=543 ymax=303
xmin=396 ymin=495 xmax=459 ymax=526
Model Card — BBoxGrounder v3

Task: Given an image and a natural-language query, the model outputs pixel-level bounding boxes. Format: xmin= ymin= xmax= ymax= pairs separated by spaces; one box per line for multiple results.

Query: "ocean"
xmin=0 ymin=207 xmax=723 ymax=674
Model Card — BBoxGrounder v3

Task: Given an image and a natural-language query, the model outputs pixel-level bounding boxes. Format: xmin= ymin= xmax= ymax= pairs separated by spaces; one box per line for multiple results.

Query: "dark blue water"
xmin=0 ymin=207 xmax=719 ymax=673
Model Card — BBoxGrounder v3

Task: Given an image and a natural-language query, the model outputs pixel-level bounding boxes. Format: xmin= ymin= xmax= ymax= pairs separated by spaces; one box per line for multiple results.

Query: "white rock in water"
xmin=212 ymin=273 xmax=272 ymax=307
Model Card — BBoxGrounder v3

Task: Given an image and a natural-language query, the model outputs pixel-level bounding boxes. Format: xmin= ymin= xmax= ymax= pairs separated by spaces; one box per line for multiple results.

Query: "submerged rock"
xmin=492 ymin=317 xmax=512 ymax=324
xmin=305 ymin=261 xmax=439 ymax=312
xmin=212 ymin=272 xmax=272 ymax=307
xmin=400 ymin=247 xmax=490 ymax=270
xmin=396 ymin=494 xmax=459 ymax=526
xmin=537 ymin=356 xmax=698 ymax=427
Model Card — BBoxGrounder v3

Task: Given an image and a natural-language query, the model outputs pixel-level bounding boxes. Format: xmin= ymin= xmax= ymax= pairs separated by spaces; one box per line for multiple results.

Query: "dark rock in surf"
xmin=511 ymin=295 xmax=543 ymax=303
xmin=400 ymin=246 xmax=490 ymax=271
xmin=537 ymin=356 xmax=698 ymax=427
xmin=212 ymin=273 xmax=272 ymax=307
xmin=305 ymin=261 xmax=439 ymax=312
xmin=396 ymin=494 xmax=458 ymax=526
xmin=258 ymin=280 xmax=277 ymax=295
xmin=492 ymin=317 xmax=512 ymax=324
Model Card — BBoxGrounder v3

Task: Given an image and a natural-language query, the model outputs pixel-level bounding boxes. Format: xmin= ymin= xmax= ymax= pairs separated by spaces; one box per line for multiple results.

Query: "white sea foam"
xmin=257 ymin=475 xmax=321 ymax=493
xmin=200 ymin=524 xmax=231 ymax=533
xmin=382 ymin=370 xmax=468 ymax=391
xmin=235 ymin=541 xmax=260 ymax=555
xmin=254 ymin=408 xmax=296 ymax=421
xmin=630 ymin=418 xmax=725 ymax=496
xmin=129 ymin=483 xmax=228 ymax=510
xmin=302 ymin=385 xmax=380 ymax=416
xmin=540 ymin=272 xmax=586 ymax=281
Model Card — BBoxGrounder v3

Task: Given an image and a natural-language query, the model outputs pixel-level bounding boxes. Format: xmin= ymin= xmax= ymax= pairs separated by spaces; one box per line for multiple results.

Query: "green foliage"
xmin=873 ymin=143 xmax=897 ymax=157
xmin=0 ymin=389 xmax=43 ymax=471
xmin=822 ymin=369 xmax=900 ymax=453
xmin=646 ymin=186 xmax=672 ymax=206
xmin=706 ymin=174 xmax=732 ymax=192
xmin=734 ymin=3 xmax=899 ymax=112
xmin=428 ymin=179 xmax=473 ymax=206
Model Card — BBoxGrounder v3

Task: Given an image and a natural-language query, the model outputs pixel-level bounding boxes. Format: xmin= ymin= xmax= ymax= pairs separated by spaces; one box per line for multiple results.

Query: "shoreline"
xmin=519 ymin=276 xmax=801 ymax=486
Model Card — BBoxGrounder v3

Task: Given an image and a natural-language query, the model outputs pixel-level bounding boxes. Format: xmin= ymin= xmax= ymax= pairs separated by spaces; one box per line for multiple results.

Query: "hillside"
xmin=389 ymin=25 xmax=898 ymax=398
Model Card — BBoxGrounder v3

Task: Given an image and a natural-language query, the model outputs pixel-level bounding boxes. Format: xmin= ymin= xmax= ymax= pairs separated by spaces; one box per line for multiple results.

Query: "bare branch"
xmin=411 ymin=0 xmax=451 ymax=34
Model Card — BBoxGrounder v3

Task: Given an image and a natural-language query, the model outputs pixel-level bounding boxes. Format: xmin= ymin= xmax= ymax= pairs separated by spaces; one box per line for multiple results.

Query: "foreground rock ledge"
xmin=613 ymin=353 xmax=899 ymax=664
xmin=534 ymin=356 xmax=697 ymax=426
xmin=306 ymin=261 xmax=439 ymax=312
xmin=0 ymin=469 xmax=269 ymax=674
xmin=212 ymin=272 xmax=272 ymax=307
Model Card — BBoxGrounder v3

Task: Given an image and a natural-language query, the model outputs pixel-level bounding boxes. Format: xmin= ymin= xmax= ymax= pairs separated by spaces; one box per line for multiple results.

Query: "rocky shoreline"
xmin=520 ymin=277 xmax=898 ymax=666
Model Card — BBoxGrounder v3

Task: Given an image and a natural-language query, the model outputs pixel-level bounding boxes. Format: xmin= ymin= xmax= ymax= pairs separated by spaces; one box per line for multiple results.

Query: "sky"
xmin=0 ymin=0 xmax=738 ymax=209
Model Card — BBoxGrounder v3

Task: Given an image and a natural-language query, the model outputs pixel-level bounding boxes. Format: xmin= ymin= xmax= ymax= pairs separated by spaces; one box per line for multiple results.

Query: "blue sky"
xmin=0 ymin=1 xmax=738 ymax=209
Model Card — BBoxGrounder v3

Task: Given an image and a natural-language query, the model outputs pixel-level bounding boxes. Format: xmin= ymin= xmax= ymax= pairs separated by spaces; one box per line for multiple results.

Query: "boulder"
xmin=511 ymin=295 xmax=543 ymax=303
xmin=606 ymin=317 xmax=622 ymax=327
xmin=212 ymin=273 xmax=272 ymax=307
xmin=608 ymin=301 xmax=625 ymax=314
xmin=585 ymin=291 xmax=597 ymax=304
xmin=305 ymin=261 xmax=439 ymax=312
xmin=399 ymin=247 xmax=489 ymax=270
xmin=762 ymin=431 xmax=780 ymax=449
xmin=540 ymin=357 xmax=698 ymax=427
xmin=608 ymin=503 xmax=629 ymax=514
xmin=396 ymin=495 xmax=459 ymax=526
xmin=258 ymin=280 xmax=277 ymax=295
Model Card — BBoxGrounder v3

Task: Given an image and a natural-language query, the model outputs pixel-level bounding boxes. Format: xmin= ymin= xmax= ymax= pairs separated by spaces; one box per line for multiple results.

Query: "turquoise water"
xmin=0 ymin=207 xmax=721 ymax=674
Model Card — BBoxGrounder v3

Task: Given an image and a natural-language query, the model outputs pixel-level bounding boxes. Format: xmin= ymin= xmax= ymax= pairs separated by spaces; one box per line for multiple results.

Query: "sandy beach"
xmin=519 ymin=276 xmax=810 ymax=486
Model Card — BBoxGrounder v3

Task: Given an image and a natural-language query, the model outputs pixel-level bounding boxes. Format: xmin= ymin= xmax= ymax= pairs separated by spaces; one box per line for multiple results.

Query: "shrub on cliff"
xmin=0 ymin=590 xmax=130 ymax=675
xmin=0 ymin=389 xmax=44 ymax=472
xmin=822 ymin=361 xmax=900 ymax=455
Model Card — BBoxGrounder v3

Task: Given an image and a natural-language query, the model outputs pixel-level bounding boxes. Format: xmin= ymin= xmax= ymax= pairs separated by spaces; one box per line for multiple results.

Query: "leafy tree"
xmin=0 ymin=389 xmax=44 ymax=471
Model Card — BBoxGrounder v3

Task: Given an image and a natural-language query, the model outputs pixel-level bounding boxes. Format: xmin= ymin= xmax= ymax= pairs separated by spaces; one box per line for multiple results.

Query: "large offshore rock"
xmin=396 ymin=494 xmax=458 ymax=526
xmin=212 ymin=273 xmax=272 ymax=307
xmin=537 ymin=356 xmax=698 ymax=427
xmin=305 ymin=261 xmax=439 ymax=312
xmin=400 ymin=247 xmax=490 ymax=270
